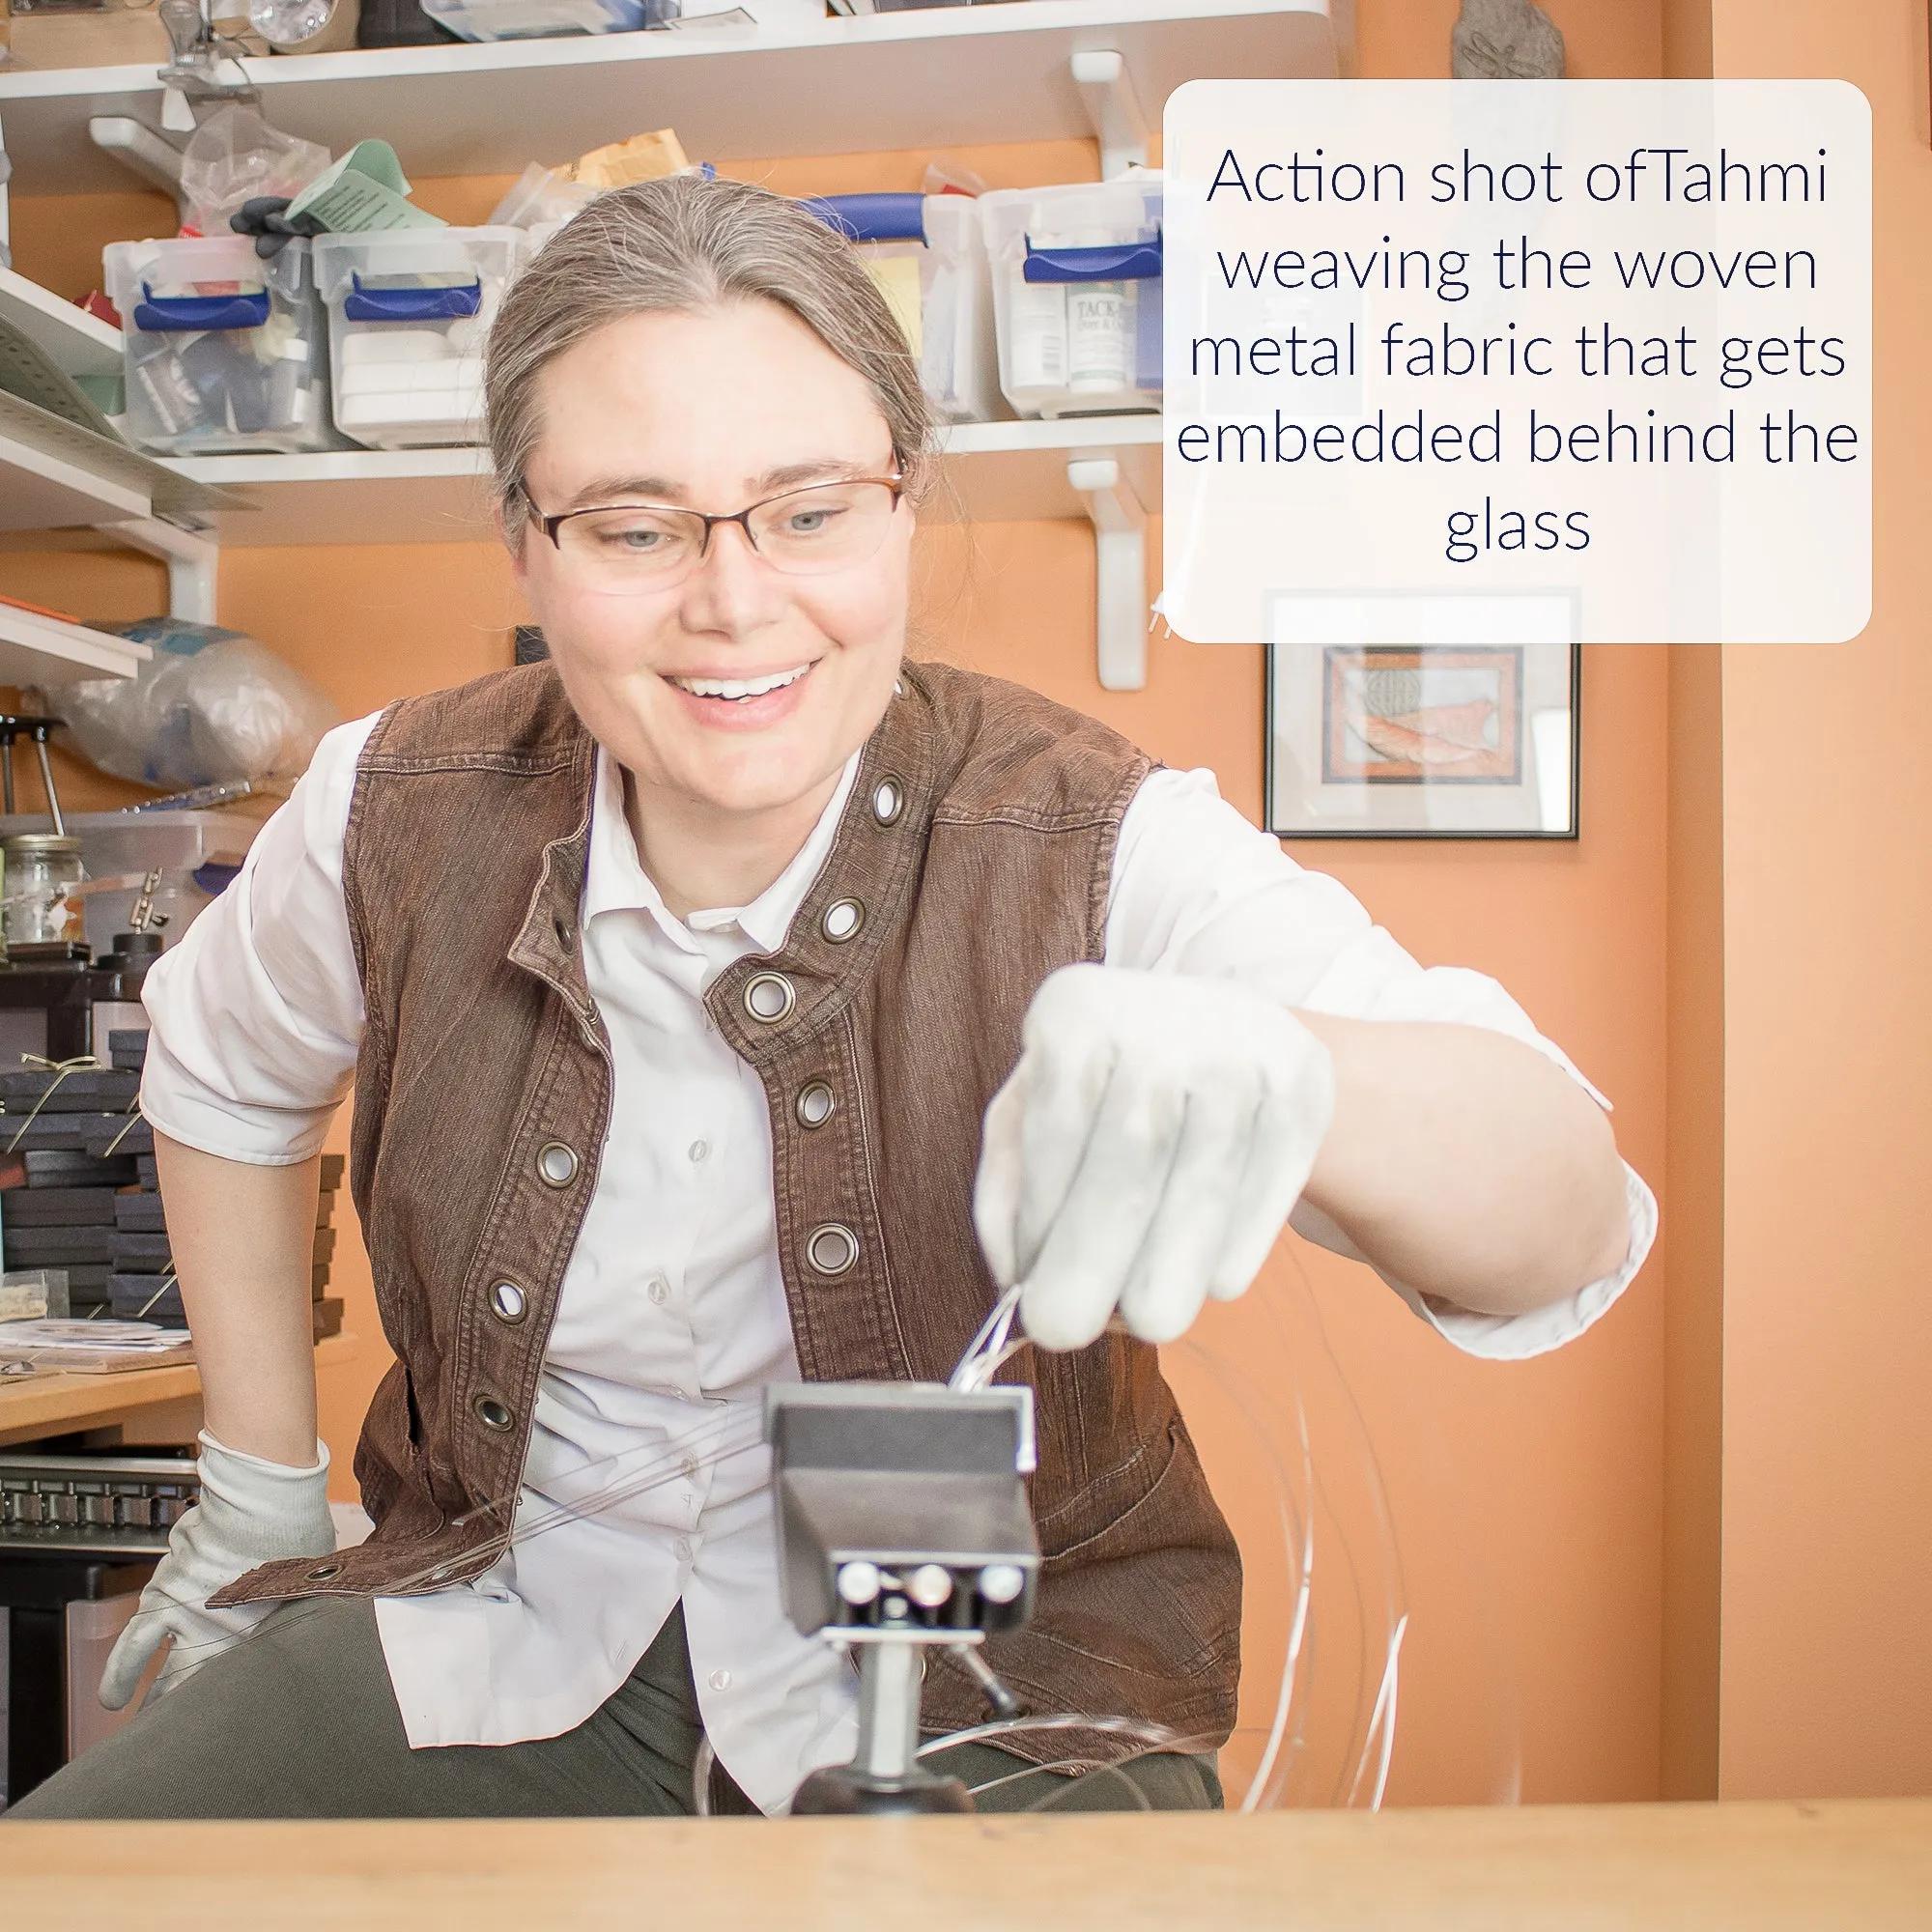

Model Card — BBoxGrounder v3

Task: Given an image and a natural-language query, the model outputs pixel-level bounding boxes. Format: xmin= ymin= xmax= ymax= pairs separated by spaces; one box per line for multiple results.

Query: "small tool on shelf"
xmin=0 ymin=716 xmax=70 ymax=834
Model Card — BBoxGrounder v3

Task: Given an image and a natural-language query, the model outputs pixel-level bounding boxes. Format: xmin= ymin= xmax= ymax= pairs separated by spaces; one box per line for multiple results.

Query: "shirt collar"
xmin=582 ymin=745 xmax=862 ymax=955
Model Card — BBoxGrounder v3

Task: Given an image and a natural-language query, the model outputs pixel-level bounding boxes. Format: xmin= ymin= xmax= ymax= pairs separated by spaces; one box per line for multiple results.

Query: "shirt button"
xmin=688 ymin=1139 xmax=709 ymax=1164
xmin=680 ymin=1454 xmax=700 ymax=1481
xmin=708 ymin=1669 xmax=732 ymax=1692
xmin=673 ymin=1537 xmax=693 ymax=1561
xmin=646 ymin=1275 xmax=670 ymax=1306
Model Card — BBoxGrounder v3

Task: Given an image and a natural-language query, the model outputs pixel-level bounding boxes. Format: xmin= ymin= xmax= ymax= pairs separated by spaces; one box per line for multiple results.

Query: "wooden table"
xmin=0 ymin=1335 xmax=355 ymax=1448
xmin=5 ymin=1800 xmax=1927 ymax=1929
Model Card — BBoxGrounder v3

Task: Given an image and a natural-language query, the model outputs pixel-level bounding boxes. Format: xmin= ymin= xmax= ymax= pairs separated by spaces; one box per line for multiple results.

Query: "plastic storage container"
xmin=420 ymin=0 xmax=672 ymax=38
xmin=801 ymin=192 xmax=1003 ymax=424
xmin=0 ymin=807 xmax=270 ymax=960
xmin=979 ymin=177 xmax=1163 ymax=419
xmin=103 ymin=236 xmax=336 ymax=456
xmin=312 ymin=228 xmax=526 ymax=449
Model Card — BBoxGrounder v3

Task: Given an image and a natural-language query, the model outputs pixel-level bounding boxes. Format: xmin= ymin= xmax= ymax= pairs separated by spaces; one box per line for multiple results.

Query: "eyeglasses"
xmin=526 ymin=474 xmax=906 ymax=594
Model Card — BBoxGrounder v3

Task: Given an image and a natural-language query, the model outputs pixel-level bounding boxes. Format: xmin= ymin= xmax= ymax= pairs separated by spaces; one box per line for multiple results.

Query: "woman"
xmin=12 ymin=177 xmax=1649 ymax=1820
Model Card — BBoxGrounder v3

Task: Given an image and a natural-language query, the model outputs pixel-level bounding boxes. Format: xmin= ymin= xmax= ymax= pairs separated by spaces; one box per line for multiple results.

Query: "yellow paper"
xmin=569 ymin=129 xmax=691 ymax=190
xmin=865 ymin=255 xmax=923 ymax=359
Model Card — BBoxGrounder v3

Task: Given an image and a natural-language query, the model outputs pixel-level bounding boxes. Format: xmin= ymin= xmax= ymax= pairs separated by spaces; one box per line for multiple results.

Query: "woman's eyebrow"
xmin=752 ymin=457 xmax=878 ymax=493
xmin=565 ymin=457 xmax=884 ymax=509
xmin=566 ymin=473 xmax=685 ymax=507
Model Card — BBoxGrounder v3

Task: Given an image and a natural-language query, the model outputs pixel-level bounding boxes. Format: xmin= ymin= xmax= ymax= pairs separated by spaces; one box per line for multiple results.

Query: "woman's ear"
xmin=497 ymin=497 xmax=531 ymax=591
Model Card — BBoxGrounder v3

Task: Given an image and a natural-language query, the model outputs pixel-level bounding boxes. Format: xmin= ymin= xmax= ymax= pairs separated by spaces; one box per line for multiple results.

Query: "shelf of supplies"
xmin=0 ymin=0 xmax=1344 ymax=195
xmin=0 ymin=265 xmax=123 ymax=380
xmin=0 ymin=597 xmax=150 ymax=683
xmin=164 ymin=413 xmax=1164 ymax=546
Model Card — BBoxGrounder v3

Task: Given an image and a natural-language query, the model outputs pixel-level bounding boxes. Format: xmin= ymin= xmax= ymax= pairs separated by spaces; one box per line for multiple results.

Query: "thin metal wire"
xmin=138 ymin=1257 xmax=1407 ymax=1815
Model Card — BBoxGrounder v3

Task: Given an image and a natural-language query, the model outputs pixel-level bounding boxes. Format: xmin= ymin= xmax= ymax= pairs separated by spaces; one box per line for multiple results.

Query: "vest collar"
xmin=705 ymin=669 xmax=939 ymax=1065
xmin=504 ymin=671 xmax=935 ymax=1053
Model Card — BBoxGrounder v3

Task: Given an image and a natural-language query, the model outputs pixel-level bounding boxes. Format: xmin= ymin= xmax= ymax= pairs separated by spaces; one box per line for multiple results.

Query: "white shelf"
xmin=0 ymin=265 xmax=123 ymax=380
xmin=0 ymin=600 xmax=150 ymax=684
xmin=0 ymin=424 xmax=150 ymax=529
xmin=166 ymin=414 xmax=1163 ymax=546
xmin=0 ymin=0 xmax=1344 ymax=194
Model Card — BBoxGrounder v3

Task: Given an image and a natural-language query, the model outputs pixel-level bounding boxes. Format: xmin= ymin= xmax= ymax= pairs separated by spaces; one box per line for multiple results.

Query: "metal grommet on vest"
xmin=795 ymin=1081 xmax=836 ymax=1129
xmin=744 ymin=972 xmax=796 ymax=1025
xmin=871 ymin=776 xmax=906 ymax=826
xmin=805 ymin=1222 xmax=860 ymax=1276
xmin=304 ymin=1562 xmax=341 ymax=1582
xmin=488 ymin=1280 xmax=527 ymax=1324
xmin=536 ymin=1141 xmax=578 ymax=1187
xmin=820 ymin=897 xmax=864 ymax=944
xmin=473 ymin=1393 xmax=515 ymax=1433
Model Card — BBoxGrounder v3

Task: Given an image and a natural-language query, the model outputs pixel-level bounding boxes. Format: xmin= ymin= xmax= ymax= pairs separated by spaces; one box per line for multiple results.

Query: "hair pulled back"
xmin=485 ymin=173 xmax=934 ymax=537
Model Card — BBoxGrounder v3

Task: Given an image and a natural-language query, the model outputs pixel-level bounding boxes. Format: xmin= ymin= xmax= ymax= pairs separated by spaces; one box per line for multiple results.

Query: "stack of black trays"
xmin=0 ymin=1029 xmax=344 ymax=1342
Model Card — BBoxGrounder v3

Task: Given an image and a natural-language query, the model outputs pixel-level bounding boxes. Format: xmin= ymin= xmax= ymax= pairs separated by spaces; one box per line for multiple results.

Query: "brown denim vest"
xmin=213 ymin=658 xmax=1241 ymax=1759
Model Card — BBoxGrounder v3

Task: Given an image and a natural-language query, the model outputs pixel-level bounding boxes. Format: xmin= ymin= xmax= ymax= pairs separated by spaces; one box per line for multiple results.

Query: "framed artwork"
xmin=1265 ymin=608 xmax=1579 ymax=838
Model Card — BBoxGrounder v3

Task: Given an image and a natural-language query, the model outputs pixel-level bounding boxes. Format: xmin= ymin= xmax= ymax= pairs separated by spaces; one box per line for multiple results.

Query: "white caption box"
xmin=1162 ymin=80 xmax=1871 ymax=645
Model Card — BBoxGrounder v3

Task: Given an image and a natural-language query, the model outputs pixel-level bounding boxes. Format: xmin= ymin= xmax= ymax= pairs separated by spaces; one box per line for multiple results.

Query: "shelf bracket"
xmin=89 ymin=117 xmax=187 ymax=198
xmin=1067 ymin=455 xmax=1148 ymax=693
xmin=1070 ymin=49 xmax=1150 ymax=181
xmin=109 ymin=517 xmax=219 ymax=626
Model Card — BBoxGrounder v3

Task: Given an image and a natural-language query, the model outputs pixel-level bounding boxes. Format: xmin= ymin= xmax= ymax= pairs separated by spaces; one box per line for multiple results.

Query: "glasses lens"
xmin=749 ymin=481 xmax=898 ymax=576
xmin=556 ymin=505 xmax=704 ymax=585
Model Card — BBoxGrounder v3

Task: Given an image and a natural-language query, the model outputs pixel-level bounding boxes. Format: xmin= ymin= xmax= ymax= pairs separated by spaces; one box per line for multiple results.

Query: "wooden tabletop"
xmin=0 ymin=1334 xmax=355 ymax=1447
xmin=6 ymin=1800 xmax=1928 ymax=1929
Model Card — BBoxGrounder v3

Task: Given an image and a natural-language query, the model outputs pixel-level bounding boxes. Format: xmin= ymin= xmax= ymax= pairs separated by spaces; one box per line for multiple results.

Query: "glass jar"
xmin=1 ymin=834 xmax=86 ymax=954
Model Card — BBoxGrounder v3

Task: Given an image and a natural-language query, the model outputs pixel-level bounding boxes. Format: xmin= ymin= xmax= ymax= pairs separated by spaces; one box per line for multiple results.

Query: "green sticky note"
xmin=288 ymin=140 xmax=445 ymax=234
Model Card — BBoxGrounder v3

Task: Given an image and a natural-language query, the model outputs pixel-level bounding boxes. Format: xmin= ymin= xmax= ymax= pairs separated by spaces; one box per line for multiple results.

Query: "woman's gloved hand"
xmin=99 ymin=1430 xmax=335 ymax=1712
xmin=973 ymin=964 xmax=1336 ymax=1351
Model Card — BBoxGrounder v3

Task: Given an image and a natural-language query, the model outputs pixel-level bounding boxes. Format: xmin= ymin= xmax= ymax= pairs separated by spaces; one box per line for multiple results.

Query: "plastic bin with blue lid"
xmin=312 ymin=228 xmax=526 ymax=449
xmin=102 ymin=236 xmax=337 ymax=456
xmin=978 ymin=178 xmax=1163 ymax=420
xmin=420 ymin=0 xmax=674 ymax=39
xmin=799 ymin=191 xmax=1003 ymax=424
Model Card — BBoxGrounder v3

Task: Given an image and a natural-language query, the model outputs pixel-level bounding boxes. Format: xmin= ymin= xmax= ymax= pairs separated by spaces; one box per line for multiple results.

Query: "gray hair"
xmin=485 ymin=174 xmax=935 ymax=537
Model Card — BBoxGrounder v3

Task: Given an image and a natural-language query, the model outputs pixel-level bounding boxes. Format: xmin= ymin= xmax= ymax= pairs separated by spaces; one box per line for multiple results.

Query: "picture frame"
xmin=1264 ymin=595 xmax=1580 ymax=840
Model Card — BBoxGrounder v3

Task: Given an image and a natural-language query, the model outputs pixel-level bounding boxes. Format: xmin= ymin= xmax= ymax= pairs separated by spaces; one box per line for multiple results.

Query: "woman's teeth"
xmin=670 ymin=665 xmax=810 ymax=702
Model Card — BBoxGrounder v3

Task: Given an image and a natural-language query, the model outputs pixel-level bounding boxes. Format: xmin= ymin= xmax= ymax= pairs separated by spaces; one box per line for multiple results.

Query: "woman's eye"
xmin=784 ymin=507 xmax=839 ymax=535
xmin=596 ymin=523 xmax=674 ymax=552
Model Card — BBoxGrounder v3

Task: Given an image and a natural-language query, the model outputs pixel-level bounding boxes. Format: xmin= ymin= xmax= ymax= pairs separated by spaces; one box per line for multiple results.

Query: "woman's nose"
xmin=681 ymin=519 xmax=788 ymax=634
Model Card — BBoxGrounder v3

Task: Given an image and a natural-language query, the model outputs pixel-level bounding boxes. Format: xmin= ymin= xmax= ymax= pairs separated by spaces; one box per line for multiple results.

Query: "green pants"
xmin=8 ymin=1596 xmax=1220 ymax=1820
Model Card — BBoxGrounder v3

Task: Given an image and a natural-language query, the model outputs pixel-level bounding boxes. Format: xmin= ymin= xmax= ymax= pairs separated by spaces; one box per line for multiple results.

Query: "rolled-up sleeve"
xmin=1104 ymin=767 xmax=1656 ymax=1361
xmin=139 ymin=713 xmax=383 ymax=1166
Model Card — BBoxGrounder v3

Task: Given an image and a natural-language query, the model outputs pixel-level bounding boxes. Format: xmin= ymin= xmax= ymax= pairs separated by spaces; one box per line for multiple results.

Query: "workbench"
xmin=0 ymin=1336 xmax=356 ymax=1448
xmin=5 ymin=1800 xmax=1927 ymax=1929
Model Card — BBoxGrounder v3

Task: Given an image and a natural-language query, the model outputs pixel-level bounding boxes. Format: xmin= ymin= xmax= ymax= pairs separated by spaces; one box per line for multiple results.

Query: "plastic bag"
xmin=488 ymin=161 xmax=604 ymax=236
xmin=179 ymin=105 xmax=331 ymax=240
xmin=53 ymin=618 xmax=339 ymax=793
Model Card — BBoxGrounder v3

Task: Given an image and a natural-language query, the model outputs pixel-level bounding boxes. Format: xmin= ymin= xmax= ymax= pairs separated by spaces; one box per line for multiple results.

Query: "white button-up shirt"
xmin=141 ymin=706 xmax=1655 ymax=1813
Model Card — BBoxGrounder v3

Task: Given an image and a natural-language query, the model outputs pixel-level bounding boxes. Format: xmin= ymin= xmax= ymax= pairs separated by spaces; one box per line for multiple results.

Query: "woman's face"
xmin=513 ymin=298 xmax=913 ymax=818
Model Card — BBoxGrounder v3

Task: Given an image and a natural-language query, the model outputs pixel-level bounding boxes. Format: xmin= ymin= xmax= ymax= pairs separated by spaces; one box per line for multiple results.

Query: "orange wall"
xmin=1710 ymin=0 xmax=1932 ymax=1800
xmin=0 ymin=0 xmax=1678 ymax=1806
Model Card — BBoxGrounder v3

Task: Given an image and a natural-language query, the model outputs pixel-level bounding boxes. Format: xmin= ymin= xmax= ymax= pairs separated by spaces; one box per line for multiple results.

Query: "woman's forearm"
xmin=153 ymin=1130 xmax=323 ymax=1467
xmin=1294 ymin=1015 xmax=1630 ymax=1317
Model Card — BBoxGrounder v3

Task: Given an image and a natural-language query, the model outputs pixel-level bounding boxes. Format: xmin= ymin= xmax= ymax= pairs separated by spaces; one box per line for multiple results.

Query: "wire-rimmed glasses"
xmin=526 ymin=474 xmax=905 ymax=594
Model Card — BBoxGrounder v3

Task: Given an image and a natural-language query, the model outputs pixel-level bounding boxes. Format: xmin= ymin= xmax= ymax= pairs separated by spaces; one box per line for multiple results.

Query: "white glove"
xmin=99 ymin=1430 xmax=335 ymax=1712
xmin=973 ymin=964 xmax=1336 ymax=1351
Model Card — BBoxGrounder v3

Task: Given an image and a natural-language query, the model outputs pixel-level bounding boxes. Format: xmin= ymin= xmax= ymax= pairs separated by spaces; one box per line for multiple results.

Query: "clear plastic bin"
xmin=979 ymin=177 xmax=1163 ymax=420
xmin=103 ymin=236 xmax=336 ymax=456
xmin=420 ymin=0 xmax=673 ymax=38
xmin=0 ymin=807 xmax=270 ymax=959
xmin=801 ymin=192 xmax=1003 ymax=424
xmin=312 ymin=228 xmax=526 ymax=450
